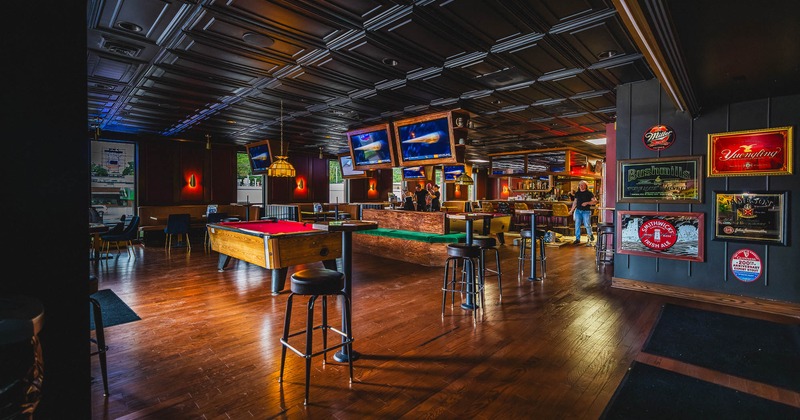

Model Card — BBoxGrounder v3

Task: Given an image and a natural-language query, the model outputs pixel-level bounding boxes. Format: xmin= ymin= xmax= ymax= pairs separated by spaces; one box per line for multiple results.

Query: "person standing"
xmin=414 ymin=185 xmax=429 ymax=211
xmin=430 ymin=184 xmax=441 ymax=212
xmin=569 ymin=180 xmax=597 ymax=244
xmin=402 ymin=190 xmax=415 ymax=210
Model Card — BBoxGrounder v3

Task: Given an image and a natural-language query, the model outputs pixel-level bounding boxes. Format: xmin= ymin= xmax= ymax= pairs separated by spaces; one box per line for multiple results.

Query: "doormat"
xmin=642 ymin=303 xmax=800 ymax=392
xmin=601 ymin=361 xmax=800 ymax=419
xmin=90 ymin=289 xmax=141 ymax=330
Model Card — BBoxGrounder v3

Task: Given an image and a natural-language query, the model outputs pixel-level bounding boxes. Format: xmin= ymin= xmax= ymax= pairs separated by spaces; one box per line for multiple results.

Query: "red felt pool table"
xmin=206 ymin=220 xmax=341 ymax=294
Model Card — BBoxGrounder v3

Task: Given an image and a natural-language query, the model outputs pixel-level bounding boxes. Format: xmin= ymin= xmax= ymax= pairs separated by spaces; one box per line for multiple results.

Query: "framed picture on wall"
xmin=713 ymin=191 xmax=788 ymax=245
xmin=616 ymin=211 xmax=705 ymax=262
xmin=617 ymin=155 xmax=702 ymax=203
xmin=707 ymin=126 xmax=793 ymax=177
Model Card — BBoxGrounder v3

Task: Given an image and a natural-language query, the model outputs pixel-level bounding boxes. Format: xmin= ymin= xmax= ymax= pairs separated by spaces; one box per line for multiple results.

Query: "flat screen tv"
xmin=402 ymin=166 xmax=426 ymax=180
xmin=245 ymin=139 xmax=273 ymax=175
xmin=393 ymin=111 xmax=458 ymax=166
xmin=346 ymin=123 xmax=396 ymax=170
xmin=337 ymin=153 xmax=368 ymax=179
xmin=443 ymin=164 xmax=466 ymax=182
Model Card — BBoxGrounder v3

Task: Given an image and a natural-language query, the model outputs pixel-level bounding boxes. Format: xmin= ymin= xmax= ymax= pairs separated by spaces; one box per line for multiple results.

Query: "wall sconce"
xmin=297 ymin=179 xmax=304 ymax=190
xmin=502 ymin=185 xmax=509 ymax=194
xmin=189 ymin=174 xmax=197 ymax=188
xmin=369 ymin=183 xmax=376 ymax=191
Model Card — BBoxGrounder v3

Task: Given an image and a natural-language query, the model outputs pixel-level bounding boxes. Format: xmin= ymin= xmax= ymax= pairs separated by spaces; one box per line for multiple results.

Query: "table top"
xmin=516 ymin=208 xmax=553 ymax=214
xmin=312 ymin=220 xmax=378 ymax=232
xmin=446 ymin=212 xmax=493 ymax=220
xmin=209 ymin=219 xmax=323 ymax=236
xmin=89 ymin=223 xmax=109 ymax=233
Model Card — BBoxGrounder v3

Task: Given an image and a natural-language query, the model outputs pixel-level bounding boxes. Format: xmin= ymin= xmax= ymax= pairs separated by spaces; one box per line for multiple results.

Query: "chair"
xmin=596 ymin=222 xmax=615 ymax=268
xmin=279 ymin=268 xmax=353 ymax=405
xmin=441 ymin=243 xmax=483 ymax=324
xmin=518 ymin=229 xmax=546 ymax=282
xmin=204 ymin=212 xmax=228 ymax=250
xmin=99 ymin=216 xmax=140 ymax=257
xmin=89 ymin=207 xmax=103 ymax=223
xmin=550 ymin=203 xmax=572 ymax=237
xmin=164 ymin=214 xmax=191 ymax=251
xmin=89 ymin=275 xmax=109 ymax=396
xmin=472 ymin=235 xmax=502 ymax=301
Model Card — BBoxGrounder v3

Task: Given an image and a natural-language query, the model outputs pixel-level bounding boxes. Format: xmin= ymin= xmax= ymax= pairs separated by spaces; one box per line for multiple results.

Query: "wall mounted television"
xmin=393 ymin=111 xmax=459 ymax=166
xmin=443 ymin=164 xmax=466 ymax=182
xmin=346 ymin=123 xmax=396 ymax=170
xmin=337 ymin=153 xmax=368 ymax=179
xmin=245 ymin=139 xmax=273 ymax=175
xmin=402 ymin=166 xmax=426 ymax=181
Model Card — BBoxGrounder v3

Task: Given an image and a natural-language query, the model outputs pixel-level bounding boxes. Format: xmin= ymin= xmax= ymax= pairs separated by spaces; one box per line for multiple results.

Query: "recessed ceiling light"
xmin=491 ymin=99 xmax=502 ymax=105
xmin=117 ymin=21 xmax=142 ymax=32
xmin=243 ymin=32 xmax=275 ymax=48
xmin=597 ymin=50 xmax=618 ymax=60
xmin=584 ymin=138 xmax=607 ymax=145
xmin=469 ymin=159 xmax=490 ymax=163
xmin=226 ymin=120 xmax=237 ymax=124
xmin=382 ymin=58 xmax=398 ymax=66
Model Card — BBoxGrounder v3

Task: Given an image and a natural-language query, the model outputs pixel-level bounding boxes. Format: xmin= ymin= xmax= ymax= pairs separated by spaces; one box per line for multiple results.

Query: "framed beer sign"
xmin=617 ymin=155 xmax=702 ymax=203
xmin=616 ymin=211 xmax=704 ymax=262
xmin=713 ymin=191 xmax=788 ymax=246
xmin=707 ymin=126 xmax=793 ymax=177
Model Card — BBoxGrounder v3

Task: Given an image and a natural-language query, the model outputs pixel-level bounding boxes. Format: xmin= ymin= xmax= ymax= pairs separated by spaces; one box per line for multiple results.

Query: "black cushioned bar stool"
xmin=517 ymin=229 xmax=547 ymax=281
xmin=442 ymin=243 xmax=483 ymax=323
xmin=279 ymin=268 xmax=353 ymax=405
xmin=89 ymin=275 xmax=109 ymax=396
xmin=471 ymin=235 xmax=502 ymax=301
xmin=596 ymin=223 xmax=615 ymax=268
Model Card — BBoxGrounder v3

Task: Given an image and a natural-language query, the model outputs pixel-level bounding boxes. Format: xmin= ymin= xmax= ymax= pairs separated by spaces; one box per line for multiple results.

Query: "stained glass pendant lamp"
xmin=454 ymin=172 xmax=474 ymax=185
xmin=267 ymin=100 xmax=296 ymax=177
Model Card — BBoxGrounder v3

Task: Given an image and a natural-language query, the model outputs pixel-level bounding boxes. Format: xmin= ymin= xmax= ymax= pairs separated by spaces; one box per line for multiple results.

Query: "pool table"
xmin=206 ymin=220 xmax=341 ymax=294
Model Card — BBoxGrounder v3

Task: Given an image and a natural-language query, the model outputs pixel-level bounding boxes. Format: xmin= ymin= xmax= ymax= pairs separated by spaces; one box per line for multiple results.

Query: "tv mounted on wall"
xmin=337 ymin=153 xmax=368 ymax=179
xmin=402 ymin=166 xmax=426 ymax=181
xmin=443 ymin=164 xmax=466 ymax=182
xmin=245 ymin=139 xmax=272 ymax=175
xmin=346 ymin=123 xmax=396 ymax=170
xmin=393 ymin=110 xmax=460 ymax=167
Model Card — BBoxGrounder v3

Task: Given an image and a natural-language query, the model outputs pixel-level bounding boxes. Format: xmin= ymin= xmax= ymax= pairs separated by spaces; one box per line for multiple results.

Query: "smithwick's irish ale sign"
xmin=707 ymin=126 xmax=794 ymax=177
xmin=642 ymin=124 xmax=675 ymax=150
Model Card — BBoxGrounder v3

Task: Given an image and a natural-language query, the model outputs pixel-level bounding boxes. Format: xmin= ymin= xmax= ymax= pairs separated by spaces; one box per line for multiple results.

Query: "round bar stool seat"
xmin=517 ymin=229 xmax=547 ymax=281
xmin=596 ymin=223 xmax=615 ymax=267
xmin=471 ymin=235 xmax=502 ymax=301
xmin=279 ymin=268 xmax=353 ymax=405
xmin=442 ymin=243 xmax=483 ymax=324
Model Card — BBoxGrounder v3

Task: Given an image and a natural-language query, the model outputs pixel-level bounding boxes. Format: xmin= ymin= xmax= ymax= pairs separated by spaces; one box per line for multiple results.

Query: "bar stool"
xmin=441 ymin=243 xmax=483 ymax=323
xmin=0 ymin=295 xmax=45 ymax=418
xmin=89 ymin=275 xmax=110 ymax=396
xmin=596 ymin=223 xmax=615 ymax=267
xmin=279 ymin=268 xmax=353 ymax=406
xmin=517 ymin=229 xmax=546 ymax=281
xmin=471 ymin=235 xmax=502 ymax=301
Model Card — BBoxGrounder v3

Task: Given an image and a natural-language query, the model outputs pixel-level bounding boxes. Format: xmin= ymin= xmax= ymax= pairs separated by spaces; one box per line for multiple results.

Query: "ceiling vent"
xmin=101 ymin=39 xmax=141 ymax=57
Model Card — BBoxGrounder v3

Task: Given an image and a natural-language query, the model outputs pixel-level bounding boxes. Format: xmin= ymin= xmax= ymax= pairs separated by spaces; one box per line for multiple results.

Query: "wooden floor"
xmin=89 ymin=235 xmax=800 ymax=419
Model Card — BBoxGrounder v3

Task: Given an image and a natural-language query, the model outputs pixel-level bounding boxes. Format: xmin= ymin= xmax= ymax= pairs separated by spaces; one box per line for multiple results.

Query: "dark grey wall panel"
xmin=615 ymin=79 xmax=800 ymax=304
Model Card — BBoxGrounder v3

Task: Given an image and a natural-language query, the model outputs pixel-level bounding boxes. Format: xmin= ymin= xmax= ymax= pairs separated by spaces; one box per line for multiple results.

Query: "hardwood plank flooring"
xmin=88 ymin=238 xmax=799 ymax=419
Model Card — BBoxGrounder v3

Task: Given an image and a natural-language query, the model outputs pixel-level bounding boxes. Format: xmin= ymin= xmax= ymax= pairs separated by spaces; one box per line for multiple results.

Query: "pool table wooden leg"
xmin=217 ymin=254 xmax=232 ymax=271
xmin=271 ymin=268 xmax=289 ymax=295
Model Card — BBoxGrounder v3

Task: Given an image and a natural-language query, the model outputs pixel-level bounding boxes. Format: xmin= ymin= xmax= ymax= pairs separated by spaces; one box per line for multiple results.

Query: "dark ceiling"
xmin=86 ymin=0 xmax=800 ymax=166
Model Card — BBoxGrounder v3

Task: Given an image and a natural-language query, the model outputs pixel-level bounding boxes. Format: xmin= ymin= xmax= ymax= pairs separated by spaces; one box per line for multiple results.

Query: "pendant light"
xmin=267 ymin=100 xmax=296 ymax=177
xmin=454 ymin=172 xmax=474 ymax=185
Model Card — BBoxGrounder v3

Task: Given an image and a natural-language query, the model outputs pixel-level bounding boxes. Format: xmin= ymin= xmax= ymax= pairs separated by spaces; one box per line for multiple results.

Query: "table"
xmin=515 ymin=209 xmax=546 ymax=281
xmin=230 ymin=202 xmax=258 ymax=221
xmin=89 ymin=223 xmax=110 ymax=262
xmin=206 ymin=220 xmax=342 ymax=295
xmin=446 ymin=213 xmax=493 ymax=310
xmin=312 ymin=219 xmax=378 ymax=362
